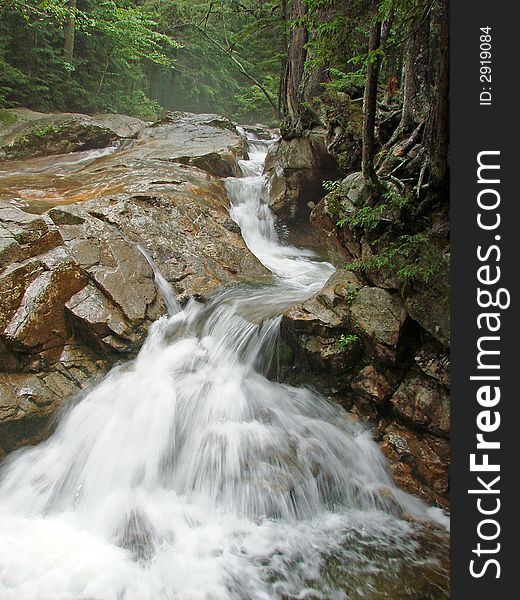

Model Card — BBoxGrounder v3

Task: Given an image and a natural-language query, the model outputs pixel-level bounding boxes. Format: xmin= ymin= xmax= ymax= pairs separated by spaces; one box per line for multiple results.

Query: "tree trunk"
xmin=64 ymin=0 xmax=76 ymax=63
xmin=282 ymin=0 xmax=308 ymax=121
xmin=425 ymin=0 xmax=449 ymax=191
xmin=362 ymin=6 xmax=382 ymax=191
xmin=401 ymin=17 xmax=430 ymax=132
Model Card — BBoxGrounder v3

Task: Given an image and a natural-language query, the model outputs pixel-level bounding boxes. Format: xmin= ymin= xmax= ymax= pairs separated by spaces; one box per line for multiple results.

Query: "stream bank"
xmin=267 ymin=91 xmax=450 ymax=509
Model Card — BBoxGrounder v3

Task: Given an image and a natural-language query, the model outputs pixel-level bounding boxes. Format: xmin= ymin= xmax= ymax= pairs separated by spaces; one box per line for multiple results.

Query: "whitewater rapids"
xmin=0 ymin=129 xmax=447 ymax=600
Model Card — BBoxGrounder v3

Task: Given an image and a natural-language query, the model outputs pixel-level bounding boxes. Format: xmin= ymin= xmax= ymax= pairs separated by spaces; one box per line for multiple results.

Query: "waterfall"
xmin=138 ymin=245 xmax=181 ymax=316
xmin=0 ymin=130 xmax=448 ymax=600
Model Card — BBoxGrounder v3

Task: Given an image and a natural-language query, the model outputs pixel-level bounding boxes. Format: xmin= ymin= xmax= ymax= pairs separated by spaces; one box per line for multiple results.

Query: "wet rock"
xmin=0 ymin=258 xmax=47 ymax=334
xmin=405 ymin=287 xmax=450 ymax=348
xmin=351 ymin=365 xmax=395 ymax=405
xmin=0 ymin=350 xmax=106 ymax=457
xmin=47 ymin=207 xmax=86 ymax=226
xmin=340 ymin=172 xmax=372 ymax=207
xmin=415 ymin=341 xmax=450 ymax=388
xmin=280 ymin=269 xmax=450 ymax=505
xmin=379 ymin=421 xmax=450 ymax=507
xmin=242 ymin=124 xmax=277 ymax=140
xmin=279 ymin=273 xmax=375 ymax=399
xmin=81 ymin=196 xmax=269 ymax=303
xmin=280 ymin=275 xmax=409 ymax=393
xmin=402 ymin=252 xmax=450 ymax=348
xmin=2 ymin=251 xmax=86 ymax=352
xmin=136 ymin=112 xmax=246 ymax=178
xmin=390 ymin=369 xmax=450 ymax=437
xmin=66 ymin=285 xmax=137 ymax=354
xmin=0 ymin=112 xmax=271 ymax=453
xmin=0 ymin=203 xmax=63 ymax=261
xmin=269 ymin=92 xmax=363 ymax=226
xmin=177 ymin=152 xmax=237 ymax=178
xmin=0 ymin=111 xmax=147 ymax=161
xmin=89 ymin=240 xmax=155 ymax=323
xmin=278 ymin=137 xmax=317 ymax=171
xmin=267 ymin=135 xmax=340 ymax=223
xmin=309 ymin=192 xmax=362 ymax=265
xmin=350 ymin=287 xmax=407 ymax=363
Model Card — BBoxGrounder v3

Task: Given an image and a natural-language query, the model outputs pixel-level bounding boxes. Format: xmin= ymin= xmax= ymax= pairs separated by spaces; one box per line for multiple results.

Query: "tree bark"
xmin=282 ymin=0 xmax=308 ymax=121
xmin=401 ymin=17 xmax=430 ymax=132
xmin=424 ymin=0 xmax=449 ymax=191
xmin=362 ymin=6 xmax=382 ymax=191
xmin=63 ymin=0 xmax=76 ymax=63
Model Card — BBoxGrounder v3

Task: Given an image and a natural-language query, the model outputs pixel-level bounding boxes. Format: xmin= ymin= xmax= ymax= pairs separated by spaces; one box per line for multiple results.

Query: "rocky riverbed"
xmin=0 ymin=107 xmax=449 ymax=512
xmin=0 ymin=110 xmax=269 ymax=456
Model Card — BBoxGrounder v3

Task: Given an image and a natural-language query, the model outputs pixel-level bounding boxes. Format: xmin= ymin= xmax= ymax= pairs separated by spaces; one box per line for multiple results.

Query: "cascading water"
xmin=0 ymin=130 xmax=448 ymax=600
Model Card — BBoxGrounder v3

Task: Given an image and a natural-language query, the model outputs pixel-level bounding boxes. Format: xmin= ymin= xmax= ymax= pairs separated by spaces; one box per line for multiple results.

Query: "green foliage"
xmin=346 ymin=233 xmax=443 ymax=286
xmin=335 ymin=186 xmax=414 ymax=231
xmin=324 ymin=67 xmax=365 ymax=94
xmin=0 ymin=1 xmax=284 ymax=121
xmin=323 ymin=179 xmax=342 ymax=193
xmin=328 ymin=175 xmax=442 ymax=288
xmin=346 ymin=284 xmax=358 ymax=304
xmin=143 ymin=0 xmax=284 ymax=121
xmin=343 ymin=204 xmax=386 ymax=231
xmin=235 ymin=75 xmax=280 ymax=124
xmin=382 ymin=187 xmax=413 ymax=210
xmin=0 ymin=0 xmax=180 ymax=115
xmin=31 ymin=123 xmax=60 ymax=138
xmin=338 ymin=333 xmax=359 ymax=349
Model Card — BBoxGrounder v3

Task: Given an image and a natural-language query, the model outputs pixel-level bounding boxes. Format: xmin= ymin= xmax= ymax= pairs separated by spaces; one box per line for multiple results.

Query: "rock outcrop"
xmin=266 ymin=92 xmax=363 ymax=224
xmin=0 ymin=112 xmax=268 ymax=456
xmin=280 ymin=269 xmax=450 ymax=508
xmin=268 ymin=85 xmax=451 ymax=508
xmin=0 ymin=109 xmax=147 ymax=161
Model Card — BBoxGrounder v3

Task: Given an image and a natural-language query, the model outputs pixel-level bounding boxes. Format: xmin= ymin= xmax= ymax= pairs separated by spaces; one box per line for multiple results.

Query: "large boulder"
xmin=280 ymin=272 xmax=407 ymax=395
xmin=267 ymin=92 xmax=363 ymax=225
xmin=266 ymin=133 xmax=340 ymax=224
xmin=137 ymin=112 xmax=246 ymax=178
xmin=0 ymin=110 xmax=147 ymax=161
xmin=379 ymin=420 xmax=450 ymax=507
xmin=405 ymin=263 xmax=451 ymax=347
xmin=350 ymin=286 xmax=408 ymax=363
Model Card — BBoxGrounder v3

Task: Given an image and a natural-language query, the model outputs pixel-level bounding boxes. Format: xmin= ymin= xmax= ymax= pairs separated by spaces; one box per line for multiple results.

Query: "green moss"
xmin=0 ymin=109 xmax=17 ymax=126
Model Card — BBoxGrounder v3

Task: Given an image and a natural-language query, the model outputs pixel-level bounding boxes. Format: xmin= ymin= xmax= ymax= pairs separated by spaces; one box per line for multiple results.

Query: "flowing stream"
xmin=0 ymin=132 xmax=448 ymax=600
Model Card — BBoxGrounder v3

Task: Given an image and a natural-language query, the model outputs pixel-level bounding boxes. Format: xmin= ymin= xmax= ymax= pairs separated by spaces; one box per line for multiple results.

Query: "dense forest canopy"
xmin=0 ymin=0 xmax=448 ymax=190
xmin=0 ymin=0 xmax=285 ymax=120
xmin=0 ymin=1 xmax=444 ymax=118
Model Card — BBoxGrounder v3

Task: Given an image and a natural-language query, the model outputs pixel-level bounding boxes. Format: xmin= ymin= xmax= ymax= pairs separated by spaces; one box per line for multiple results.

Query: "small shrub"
xmin=346 ymin=204 xmax=386 ymax=231
xmin=323 ymin=179 xmax=342 ymax=194
xmin=383 ymin=188 xmax=414 ymax=211
xmin=338 ymin=334 xmax=359 ymax=349
xmin=346 ymin=284 xmax=358 ymax=304
xmin=31 ymin=123 xmax=60 ymax=139
xmin=346 ymin=233 xmax=443 ymax=286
